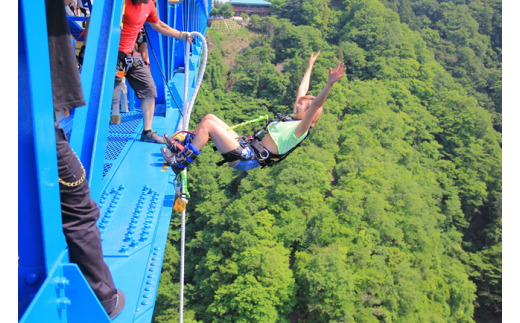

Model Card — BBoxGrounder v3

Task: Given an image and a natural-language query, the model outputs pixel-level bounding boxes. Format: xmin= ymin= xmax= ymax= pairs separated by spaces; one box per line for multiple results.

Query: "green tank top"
xmin=267 ymin=120 xmax=308 ymax=155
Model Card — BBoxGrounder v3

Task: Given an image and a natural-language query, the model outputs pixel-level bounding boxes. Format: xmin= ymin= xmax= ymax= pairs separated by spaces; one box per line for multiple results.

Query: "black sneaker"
xmin=163 ymin=133 xmax=175 ymax=152
xmin=161 ymin=146 xmax=176 ymax=165
xmin=161 ymin=147 xmax=184 ymax=175
xmin=141 ymin=130 xmax=165 ymax=144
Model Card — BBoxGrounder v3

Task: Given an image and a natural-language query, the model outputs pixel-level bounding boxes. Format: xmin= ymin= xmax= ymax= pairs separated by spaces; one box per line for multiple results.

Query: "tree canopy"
xmin=153 ymin=1 xmax=501 ymax=322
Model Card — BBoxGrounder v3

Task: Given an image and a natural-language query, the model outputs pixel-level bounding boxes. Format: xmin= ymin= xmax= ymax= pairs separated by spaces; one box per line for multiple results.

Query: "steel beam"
xmin=18 ymin=0 xmax=68 ymax=295
xmin=70 ymin=0 xmax=125 ymax=199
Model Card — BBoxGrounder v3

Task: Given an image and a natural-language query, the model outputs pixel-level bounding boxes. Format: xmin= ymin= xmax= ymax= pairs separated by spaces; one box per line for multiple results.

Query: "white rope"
xmin=179 ymin=31 xmax=208 ymax=323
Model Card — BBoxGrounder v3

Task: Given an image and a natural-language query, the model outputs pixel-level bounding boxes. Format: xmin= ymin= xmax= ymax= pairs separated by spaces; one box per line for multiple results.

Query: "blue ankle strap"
xmin=179 ymin=143 xmax=201 ymax=164
xmin=186 ymin=143 xmax=200 ymax=155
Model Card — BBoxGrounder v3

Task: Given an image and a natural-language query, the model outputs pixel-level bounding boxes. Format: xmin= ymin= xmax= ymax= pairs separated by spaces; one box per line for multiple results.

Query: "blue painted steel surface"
xmin=146 ymin=24 xmax=167 ymax=104
xmin=20 ymin=251 xmax=111 ymax=323
xmin=68 ymin=19 xmax=86 ymax=41
xmin=67 ymin=16 xmax=89 ymax=21
xmin=101 ymin=111 xmax=144 ymax=182
xmin=19 ymin=0 xmax=209 ymax=321
xmin=18 ymin=0 xmax=70 ymax=318
xmin=61 ymin=263 xmax=112 ymax=321
xmin=70 ymin=0 xmax=125 ymax=199
xmin=18 ymin=6 xmax=46 ymax=316
xmin=18 ymin=0 xmax=68 ymax=274
xmin=20 ymin=252 xmax=72 ymax=323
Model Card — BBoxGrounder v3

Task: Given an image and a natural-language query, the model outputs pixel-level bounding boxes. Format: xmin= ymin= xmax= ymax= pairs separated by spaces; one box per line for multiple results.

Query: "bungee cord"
xmin=178 ymin=31 xmax=208 ymax=323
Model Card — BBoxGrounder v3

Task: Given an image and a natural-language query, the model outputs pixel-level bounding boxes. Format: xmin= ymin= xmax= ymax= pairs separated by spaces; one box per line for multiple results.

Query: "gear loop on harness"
xmin=124 ymin=56 xmax=134 ymax=66
xmin=115 ymin=49 xmax=138 ymax=78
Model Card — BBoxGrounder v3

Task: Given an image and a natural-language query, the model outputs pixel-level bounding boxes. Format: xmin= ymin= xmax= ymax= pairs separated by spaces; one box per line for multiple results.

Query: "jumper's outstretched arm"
xmin=295 ymin=61 xmax=346 ymax=137
xmin=295 ymin=51 xmax=320 ymax=107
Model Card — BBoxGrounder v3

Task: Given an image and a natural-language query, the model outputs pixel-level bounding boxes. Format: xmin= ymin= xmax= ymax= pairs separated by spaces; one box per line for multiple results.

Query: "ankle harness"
xmin=175 ymin=142 xmax=200 ymax=170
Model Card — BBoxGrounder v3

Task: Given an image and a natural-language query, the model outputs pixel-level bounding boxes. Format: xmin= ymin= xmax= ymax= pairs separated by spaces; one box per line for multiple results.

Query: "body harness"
xmin=115 ymin=49 xmax=140 ymax=78
xmin=215 ymin=113 xmax=312 ymax=168
xmin=115 ymin=0 xmax=153 ymax=78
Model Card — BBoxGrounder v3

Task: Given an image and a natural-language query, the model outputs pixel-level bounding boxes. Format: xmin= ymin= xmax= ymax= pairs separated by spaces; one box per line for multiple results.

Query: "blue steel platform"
xmin=90 ymin=68 xmax=196 ymax=321
xmin=98 ymin=113 xmax=179 ymax=322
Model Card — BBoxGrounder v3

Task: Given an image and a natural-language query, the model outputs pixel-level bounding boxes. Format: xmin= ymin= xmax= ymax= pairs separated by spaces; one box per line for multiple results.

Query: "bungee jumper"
xmin=161 ymin=51 xmax=346 ymax=174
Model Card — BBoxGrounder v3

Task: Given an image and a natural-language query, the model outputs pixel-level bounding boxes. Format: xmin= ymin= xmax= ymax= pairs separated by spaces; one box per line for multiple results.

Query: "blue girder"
xmin=18 ymin=0 xmax=210 ymax=321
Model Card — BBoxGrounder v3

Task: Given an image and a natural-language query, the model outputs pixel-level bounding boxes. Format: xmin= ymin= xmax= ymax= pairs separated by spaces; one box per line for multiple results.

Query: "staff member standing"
xmin=113 ymin=0 xmax=192 ymax=143
xmin=48 ymin=0 xmax=125 ymax=319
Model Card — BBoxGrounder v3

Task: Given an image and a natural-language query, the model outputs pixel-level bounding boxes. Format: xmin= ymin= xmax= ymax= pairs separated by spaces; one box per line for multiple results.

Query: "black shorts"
xmin=112 ymin=52 xmax=157 ymax=105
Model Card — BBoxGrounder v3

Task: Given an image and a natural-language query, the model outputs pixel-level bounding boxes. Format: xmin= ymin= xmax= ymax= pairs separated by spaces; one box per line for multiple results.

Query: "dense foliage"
xmin=271 ymin=0 xmax=502 ymax=131
xmin=153 ymin=1 xmax=501 ymax=322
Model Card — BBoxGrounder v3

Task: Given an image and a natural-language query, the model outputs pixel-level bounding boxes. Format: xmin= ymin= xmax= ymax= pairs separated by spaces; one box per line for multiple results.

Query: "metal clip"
xmin=125 ymin=56 xmax=134 ymax=67
xmin=259 ymin=149 xmax=269 ymax=159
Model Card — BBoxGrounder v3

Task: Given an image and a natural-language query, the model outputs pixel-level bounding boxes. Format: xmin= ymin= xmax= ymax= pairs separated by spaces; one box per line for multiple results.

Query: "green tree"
xmin=153 ymin=2 xmax=502 ymax=322
xmin=219 ymin=3 xmax=234 ymax=19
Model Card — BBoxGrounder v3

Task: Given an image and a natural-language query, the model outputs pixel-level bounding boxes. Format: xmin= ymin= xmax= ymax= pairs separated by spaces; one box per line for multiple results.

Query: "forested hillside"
xmin=153 ymin=1 xmax=502 ymax=322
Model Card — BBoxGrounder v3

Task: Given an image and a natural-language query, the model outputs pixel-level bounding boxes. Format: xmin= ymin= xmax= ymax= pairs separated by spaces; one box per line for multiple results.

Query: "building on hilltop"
xmin=229 ymin=0 xmax=271 ymax=17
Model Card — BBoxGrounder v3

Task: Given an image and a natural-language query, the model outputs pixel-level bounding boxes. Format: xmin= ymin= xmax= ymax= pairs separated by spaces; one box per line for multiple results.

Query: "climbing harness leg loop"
xmin=115 ymin=49 xmax=137 ymax=78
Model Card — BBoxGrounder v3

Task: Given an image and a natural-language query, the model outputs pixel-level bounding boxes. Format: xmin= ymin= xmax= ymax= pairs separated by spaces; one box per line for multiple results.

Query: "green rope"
xmin=181 ymin=171 xmax=190 ymax=198
xmin=226 ymin=115 xmax=268 ymax=131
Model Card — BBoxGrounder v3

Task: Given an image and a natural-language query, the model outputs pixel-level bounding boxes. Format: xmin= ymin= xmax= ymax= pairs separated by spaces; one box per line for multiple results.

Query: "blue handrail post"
xmin=18 ymin=1 xmax=68 ymax=318
xmin=18 ymin=0 xmax=117 ymax=321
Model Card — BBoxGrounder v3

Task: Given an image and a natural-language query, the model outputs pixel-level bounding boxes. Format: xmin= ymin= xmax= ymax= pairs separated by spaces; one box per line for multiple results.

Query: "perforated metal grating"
xmin=103 ymin=163 xmax=113 ymax=179
xmin=104 ymin=111 xmax=143 ymax=160
xmin=108 ymin=111 xmax=143 ymax=134
xmin=102 ymin=110 xmax=143 ymax=179
xmin=105 ymin=134 xmax=132 ymax=160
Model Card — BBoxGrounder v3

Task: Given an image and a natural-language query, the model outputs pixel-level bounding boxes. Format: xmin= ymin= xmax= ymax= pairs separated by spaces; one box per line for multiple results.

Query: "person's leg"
xmin=112 ymin=73 xmax=124 ymax=107
xmin=111 ymin=78 xmax=122 ymax=117
xmin=194 ymin=114 xmax=240 ymax=139
xmin=111 ymin=76 xmax=124 ymax=125
xmin=166 ymin=114 xmax=240 ymax=152
xmin=120 ymin=78 xmax=129 ymax=113
xmin=111 ymin=102 xmax=120 ymax=115
xmin=125 ymin=53 xmax=163 ymax=143
xmin=55 ymin=125 xmax=124 ymax=317
xmin=161 ymin=118 xmax=241 ymax=173
xmin=191 ymin=118 xmax=240 ymax=153
xmin=141 ymin=97 xmax=154 ymax=131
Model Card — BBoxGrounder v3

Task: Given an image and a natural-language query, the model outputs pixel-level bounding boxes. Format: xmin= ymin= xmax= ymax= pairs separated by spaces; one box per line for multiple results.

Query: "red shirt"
xmin=119 ymin=0 xmax=160 ymax=54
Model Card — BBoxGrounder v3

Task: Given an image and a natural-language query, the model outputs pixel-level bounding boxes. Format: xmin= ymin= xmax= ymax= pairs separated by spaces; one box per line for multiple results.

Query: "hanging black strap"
xmin=216 ymin=148 xmax=243 ymax=166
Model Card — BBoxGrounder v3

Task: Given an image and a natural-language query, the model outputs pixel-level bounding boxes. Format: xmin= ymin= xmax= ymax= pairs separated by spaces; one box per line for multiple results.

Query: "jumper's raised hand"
xmin=328 ymin=61 xmax=346 ymax=85
xmin=308 ymin=51 xmax=321 ymax=66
